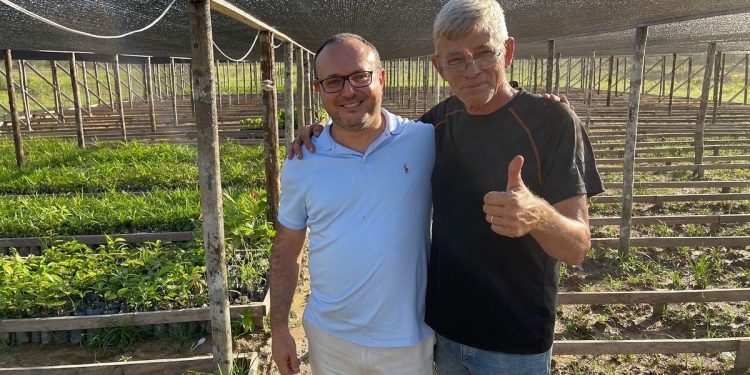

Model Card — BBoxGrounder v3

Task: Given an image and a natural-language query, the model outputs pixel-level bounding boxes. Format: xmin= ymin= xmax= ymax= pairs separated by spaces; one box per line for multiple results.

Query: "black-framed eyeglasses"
xmin=440 ymin=50 xmax=503 ymax=75
xmin=316 ymin=71 xmax=375 ymax=93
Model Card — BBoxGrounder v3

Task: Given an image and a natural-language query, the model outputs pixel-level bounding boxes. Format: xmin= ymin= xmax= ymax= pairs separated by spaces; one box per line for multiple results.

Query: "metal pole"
xmin=695 ymin=42 xmax=717 ymax=179
xmin=187 ymin=1 xmax=233 ymax=372
xmin=4 ymin=49 xmax=24 ymax=166
xmin=618 ymin=26 xmax=649 ymax=256
xmin=69 ymin=53 xmax=85 ymax=148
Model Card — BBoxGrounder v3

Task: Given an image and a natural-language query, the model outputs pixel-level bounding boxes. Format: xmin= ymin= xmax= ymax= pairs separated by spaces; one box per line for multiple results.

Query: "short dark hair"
xmin=313 ymin=33 xmax=381 ymax=78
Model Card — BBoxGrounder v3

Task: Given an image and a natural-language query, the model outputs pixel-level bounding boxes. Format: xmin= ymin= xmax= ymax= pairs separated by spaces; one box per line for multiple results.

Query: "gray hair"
xmin=433 ymin=0 xmax=508 ymax=53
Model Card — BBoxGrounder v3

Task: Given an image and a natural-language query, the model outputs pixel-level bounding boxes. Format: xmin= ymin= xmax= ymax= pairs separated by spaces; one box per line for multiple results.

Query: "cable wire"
xmin=0 ymin=0 xmax=177 ymax=39
xmin=213 ymin=30 xmax=260 ymax=62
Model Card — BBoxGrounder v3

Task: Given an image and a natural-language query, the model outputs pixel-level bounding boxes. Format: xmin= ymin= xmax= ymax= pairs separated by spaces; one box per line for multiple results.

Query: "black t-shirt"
xmin=419 ymin=90 xmax=604 ymax=354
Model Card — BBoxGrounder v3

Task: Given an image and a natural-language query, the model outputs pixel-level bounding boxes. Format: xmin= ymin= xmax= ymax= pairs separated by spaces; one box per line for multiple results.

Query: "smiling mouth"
xmin=339 ymin=100 xmax=363 ymax=109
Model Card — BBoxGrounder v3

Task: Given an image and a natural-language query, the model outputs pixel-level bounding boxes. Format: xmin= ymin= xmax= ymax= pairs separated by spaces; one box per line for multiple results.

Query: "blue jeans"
xmin=434 ymin=334 xmax=551 ymax=375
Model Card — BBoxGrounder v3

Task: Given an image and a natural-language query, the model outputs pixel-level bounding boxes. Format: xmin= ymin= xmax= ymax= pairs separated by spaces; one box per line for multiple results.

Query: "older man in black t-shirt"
xmin=420 ymin=0 xmax=603 ymax=374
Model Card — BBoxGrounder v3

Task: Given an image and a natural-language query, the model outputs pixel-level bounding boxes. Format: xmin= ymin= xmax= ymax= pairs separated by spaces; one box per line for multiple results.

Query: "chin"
xmin=458 ymin=91 xmax=495 ymax=108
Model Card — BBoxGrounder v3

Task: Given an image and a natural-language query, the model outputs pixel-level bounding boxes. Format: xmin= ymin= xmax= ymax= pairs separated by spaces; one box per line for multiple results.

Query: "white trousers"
xmin=303 ymin=320 xmax=435 ymax=375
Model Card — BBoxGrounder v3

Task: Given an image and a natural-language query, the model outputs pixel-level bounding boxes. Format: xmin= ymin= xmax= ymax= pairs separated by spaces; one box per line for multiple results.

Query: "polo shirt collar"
xmin=316 ymin=108 xmax=404 ymax=153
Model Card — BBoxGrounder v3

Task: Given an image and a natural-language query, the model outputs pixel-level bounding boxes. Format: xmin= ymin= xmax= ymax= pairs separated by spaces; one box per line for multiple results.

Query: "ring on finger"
xmin=490 ymin=215 xmax=495 ymax=224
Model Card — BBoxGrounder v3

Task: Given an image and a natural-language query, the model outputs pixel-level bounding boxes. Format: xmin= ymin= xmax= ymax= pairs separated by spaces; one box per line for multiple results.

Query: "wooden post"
xmin=146 ymin=57 xmax=157 ymax=133
xmin=433 ymin=61 xmax=441 ymax=106
xmin=546 ymin=40 xmax=554 ymax=93
xmin=113 ymin=55 xmax=127 ymax=140
xmin=94 ymin=62 xmax=103 ymax=106
xmin=4 ymin=49 xmax=24 ymax=166
xmin=69 ymin=53 xmax=86 ymax=148
xmin=657 ymin=55 xmax=665 ymax=101
xmin=586 ymin=51 xmax=596 ymax=130
xmin=554 ymin=52 xmax=561 ymax=95
xmin=105 ymin=63 xmax=115 ymax=110
xmin=736 ymin=338 xmax=750 ymax=373
xmin=533 ymin=57 xmax=538 ymax=93
xmin=215 ymin=60 xmax=222 ymax=108
xmin=668 ymin=53 xmax=677 ymax=115
xmin=260 ymin=31 xmax=281 ymax=223
xmin=127 ymin=64 xmax=134 ymax=109
xmin=187 ymin=1 xmax=233 ymax=373
xmin=235 ymin=61 xmax=240 ymax=103
xmin=711 ymin=52 xmax=721 ymax=126
xmin=295 ymin=48 xmax=305 ymax=130
xmin=81 ymin=61 xmax=92 ymax=116
xmin=606 ymin=55 xmax=614 ymax=107
xmin=686 ymin=55 xmax=693 ymax=104
xmin=694 ymin=42 xmax=717 ymax=180
xmin=745 ymin=54 xmax=749 ymax=105
xmin=156 ymin=63 xmax=164 ymax=100
xmin=306 ymin=51 xmax=313 ymax=123
xmin=284 ymin=42 xmax=294 ymax=142
xmin=566 ymin=57 xmax=571 ymax=97
xmin=618 ymin=26 xmax=649 ymax=256
xmin=718 ymin=53 xmax=726 ymax=106
xmin=50 ymin=60 xmax=64 ymax=123
xmin=171 ymin=58 xmax=179 ymax=126
xmin=18 ymin=61 xmax=32 ymax=130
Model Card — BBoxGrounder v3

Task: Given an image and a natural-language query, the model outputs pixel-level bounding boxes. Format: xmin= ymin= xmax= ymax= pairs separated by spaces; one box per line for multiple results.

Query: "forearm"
xmin=269 ymin=227 xmax=306 ymax=331
xmin=529 ymin=196 xmax=591 ymax=265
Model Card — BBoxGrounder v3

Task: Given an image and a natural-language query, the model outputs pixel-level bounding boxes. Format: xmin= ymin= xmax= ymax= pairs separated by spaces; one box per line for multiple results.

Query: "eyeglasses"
xmin=440 ymin=50 xmax=503 ymax=75
xmin=316 ymin=71 xmax=375 ymax=93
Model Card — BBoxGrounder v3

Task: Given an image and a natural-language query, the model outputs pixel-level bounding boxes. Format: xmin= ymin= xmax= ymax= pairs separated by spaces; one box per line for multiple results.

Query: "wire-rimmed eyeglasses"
xmin=440 ymin=50 xmax=503 ymax=75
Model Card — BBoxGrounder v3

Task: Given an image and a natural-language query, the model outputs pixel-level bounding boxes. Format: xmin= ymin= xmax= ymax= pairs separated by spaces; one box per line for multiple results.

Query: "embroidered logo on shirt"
xmin=403 ymin=163 xmax=409 ymax=174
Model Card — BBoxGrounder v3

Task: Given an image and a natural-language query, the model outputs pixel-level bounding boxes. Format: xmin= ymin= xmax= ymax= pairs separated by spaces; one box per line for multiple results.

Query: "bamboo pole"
xmin=284 ymin=42 xmax=294 ymax=142
xmin=618 ymin=26 xmax=649 ymax=256
xmin=187 ymin=1 xmax=233 ymax=372
xmin=261 ymin=31 xmax=281 ymax=223
xmin=694 ymin=42 xmax=717 ymax=179
xmin=4 ymin=49 xmax=24 ymax=166
xmin=69 ymin=53 xmax=86 ymax=148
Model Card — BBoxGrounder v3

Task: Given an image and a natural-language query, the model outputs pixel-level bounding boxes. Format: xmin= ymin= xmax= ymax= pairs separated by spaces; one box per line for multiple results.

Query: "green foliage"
xmin=88 ymin=325 xmax=149 ymax=352
xmin=239 ymin=117 xmax=263 ymax=129
xmin=0 ymin=140 xmax=265 ymax=194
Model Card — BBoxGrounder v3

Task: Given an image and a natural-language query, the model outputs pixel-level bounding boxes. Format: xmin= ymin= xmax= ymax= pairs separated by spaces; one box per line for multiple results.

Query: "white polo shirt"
xmin=278 ymin=108 xmax=435 ymax=347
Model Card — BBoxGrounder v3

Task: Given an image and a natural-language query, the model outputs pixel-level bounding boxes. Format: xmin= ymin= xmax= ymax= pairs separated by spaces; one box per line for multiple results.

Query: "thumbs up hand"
xmin=483 ymin=155 xmax=544 ymax=238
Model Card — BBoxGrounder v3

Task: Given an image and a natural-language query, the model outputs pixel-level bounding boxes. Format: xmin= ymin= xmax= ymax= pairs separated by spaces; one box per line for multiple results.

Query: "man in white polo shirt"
xmin=269 ymin=33 xmax=435 ymax=375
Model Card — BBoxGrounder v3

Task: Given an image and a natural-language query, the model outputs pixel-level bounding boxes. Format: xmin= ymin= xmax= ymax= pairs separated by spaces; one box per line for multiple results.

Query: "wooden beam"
xmin=187 ymin=0 xmax=234 ymax=373
xmin=0 ymin=304 xmax=264 ymax=333
xmin=210 ymin=0 xmax=310 ymax=52
xmin=618 ymin=26 xmax=648 ymax=256
xmin=0 ymin=232 xmax=195 ymax=249
xmin=0 ymin=352 xmax=257 ymax=375
xmin=553 ymin=338 xmax=741 ymax=356
xmin=593 ymin=236 xmax=750 ymax=248
xmin=558 ymin=288 xmax=750 ymax=305
xmin=590 ymin=214 xmax=750 ymax=227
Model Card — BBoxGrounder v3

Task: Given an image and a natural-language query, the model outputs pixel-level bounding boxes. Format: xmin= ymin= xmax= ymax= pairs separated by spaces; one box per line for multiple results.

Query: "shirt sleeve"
xmin=541 ymin=107 xmax=604 ymax=204
xmin=277 ymin=162 xmax=308 ymax=230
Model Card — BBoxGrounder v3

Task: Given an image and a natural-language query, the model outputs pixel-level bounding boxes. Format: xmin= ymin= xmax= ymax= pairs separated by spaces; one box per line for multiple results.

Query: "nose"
xmin=464 ymin=61 xmax=481 ymax=76
xmin=340 ymin=79 xmax=356 ymax=96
